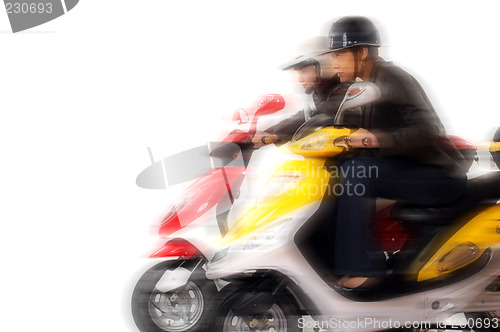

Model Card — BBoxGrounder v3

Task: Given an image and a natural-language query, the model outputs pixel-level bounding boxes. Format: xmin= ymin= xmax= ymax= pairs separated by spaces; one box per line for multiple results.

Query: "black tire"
xmin=208 ymin=286 xmax=301 ymax=332
xmin=131 ymin=260 xmax=217 ymax=332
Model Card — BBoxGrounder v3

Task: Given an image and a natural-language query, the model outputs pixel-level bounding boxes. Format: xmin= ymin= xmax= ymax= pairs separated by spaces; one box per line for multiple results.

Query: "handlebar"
xmin=333 ymin=136 xmax=352 ymax=150
xmin=333 ymin=135 xmax=372 ymax=149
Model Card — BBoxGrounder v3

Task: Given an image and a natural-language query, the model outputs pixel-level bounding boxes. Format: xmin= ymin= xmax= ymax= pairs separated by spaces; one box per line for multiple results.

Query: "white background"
xmin=1 ymin=1 xmax=499 ymax=331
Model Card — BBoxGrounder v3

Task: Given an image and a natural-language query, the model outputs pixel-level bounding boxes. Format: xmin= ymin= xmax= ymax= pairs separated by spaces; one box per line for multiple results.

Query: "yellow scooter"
xmin=206 ymin=82 xmax=500 ymax=331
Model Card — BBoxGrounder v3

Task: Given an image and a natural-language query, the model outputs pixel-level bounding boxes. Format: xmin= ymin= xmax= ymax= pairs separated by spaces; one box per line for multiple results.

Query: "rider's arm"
xmin=261 ymin=110 xmax=307 ymax=146
xmin=251 ymin=132 xmax=279 ymax=148
xmin=370 ymin=66 xmax=441 ymax=155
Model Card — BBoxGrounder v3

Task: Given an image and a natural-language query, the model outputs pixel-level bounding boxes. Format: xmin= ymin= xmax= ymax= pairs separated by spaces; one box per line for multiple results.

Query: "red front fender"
xmin=149 ymin=240 xmax=201 ymax=259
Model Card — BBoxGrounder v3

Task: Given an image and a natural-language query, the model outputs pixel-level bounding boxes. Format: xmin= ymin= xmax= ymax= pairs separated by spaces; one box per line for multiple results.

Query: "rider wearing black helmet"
xmin=252 ymin=37 xmax=350 ymax=148
xmin=324 ymin=16 xmax=468 ymax=289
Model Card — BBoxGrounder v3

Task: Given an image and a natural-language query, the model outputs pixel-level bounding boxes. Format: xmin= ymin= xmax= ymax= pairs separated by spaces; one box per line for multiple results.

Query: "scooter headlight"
xmin=242 ymin=217 xmax=293 ymax=251
xmin=257 ymin=172 xmax=305 ymax=204
xmin=300 ymin=132 xmax=330 ymax=151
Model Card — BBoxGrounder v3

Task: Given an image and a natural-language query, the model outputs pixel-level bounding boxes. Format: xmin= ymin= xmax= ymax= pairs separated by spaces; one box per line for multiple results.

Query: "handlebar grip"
xmin=333 ymin=136 xmax=352 ymax=149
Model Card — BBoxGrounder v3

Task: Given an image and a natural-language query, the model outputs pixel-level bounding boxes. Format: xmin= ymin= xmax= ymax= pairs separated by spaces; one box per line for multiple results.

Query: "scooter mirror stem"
xmin=147 ymin=147 xmax=155 ymax=164
xmin=249 ymin=94 xmax=286 ymax=134
xmin=233 ymin=108 xmax=249 ymax=125
xmin=333 ymin=81 xmax=381 ymax=126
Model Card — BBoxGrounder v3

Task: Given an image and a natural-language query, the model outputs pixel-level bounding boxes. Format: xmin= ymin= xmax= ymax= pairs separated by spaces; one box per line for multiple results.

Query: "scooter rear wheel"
xmin=131 ymin=260 xmax=216 ymax=332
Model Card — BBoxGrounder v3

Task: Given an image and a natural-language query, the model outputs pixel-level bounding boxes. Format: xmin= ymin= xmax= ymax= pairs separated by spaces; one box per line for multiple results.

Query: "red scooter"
xmin=131 ymin=94 xmax=285 ymax=332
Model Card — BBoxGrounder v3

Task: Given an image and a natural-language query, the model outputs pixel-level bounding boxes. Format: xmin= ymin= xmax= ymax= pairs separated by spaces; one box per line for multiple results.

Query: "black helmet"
xmin=328 ymin=16 xmax=380 ymax=51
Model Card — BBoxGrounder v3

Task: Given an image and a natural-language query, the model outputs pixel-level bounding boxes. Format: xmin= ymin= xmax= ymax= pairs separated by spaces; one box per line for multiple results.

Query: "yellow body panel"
xmin=489 ymin=142 xmax=500 ymax=152
xmin=221 ymin=127 xmax=353 ymax=245
xmin=288 ymin=127 xmax=352 ymax=157
xmin=417 ymin=204 xmax=500 ymax=281
xmin=221 ymin=158 xmax=333 ymax=245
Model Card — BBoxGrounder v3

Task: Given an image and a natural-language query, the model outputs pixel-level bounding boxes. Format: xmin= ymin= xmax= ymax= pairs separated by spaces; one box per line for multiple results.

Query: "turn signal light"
xmin=436 ymin=242 xmax=480 ymax=273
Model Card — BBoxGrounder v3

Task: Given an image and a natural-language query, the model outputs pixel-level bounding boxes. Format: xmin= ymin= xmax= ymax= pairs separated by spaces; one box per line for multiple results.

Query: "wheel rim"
xmin=148 ymin=281 xmax=204 ymax=331
xmin=222 ymin=303 xmax=287 ymax=332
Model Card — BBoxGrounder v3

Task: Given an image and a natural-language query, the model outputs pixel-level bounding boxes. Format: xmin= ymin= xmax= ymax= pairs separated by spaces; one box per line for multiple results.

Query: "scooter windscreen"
xmin=291 ymin=110 xmax=363 ymax=143
xmin=290 ymin=113 xmax=336 ymax=143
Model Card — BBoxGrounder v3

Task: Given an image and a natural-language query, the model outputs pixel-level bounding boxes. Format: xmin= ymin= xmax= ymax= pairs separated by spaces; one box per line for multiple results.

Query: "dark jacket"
xmin=364 ymin=57 xmax=467 ymax=177
xmin=265 ymin=75 xmax=349 ymax=145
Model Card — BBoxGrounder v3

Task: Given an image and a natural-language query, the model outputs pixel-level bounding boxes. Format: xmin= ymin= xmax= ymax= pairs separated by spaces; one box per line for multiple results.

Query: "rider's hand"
xmin=251 ymin=132 xmax=278 ymax=148
xmin=349 ymin=128 xmax=380 ymax=148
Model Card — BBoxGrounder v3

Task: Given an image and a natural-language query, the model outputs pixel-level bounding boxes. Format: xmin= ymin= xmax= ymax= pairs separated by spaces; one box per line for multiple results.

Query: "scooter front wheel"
xmin=131 ymin=260 xmax=216 ymax=332
xmin=209 ymin=288 xmax=301 ymax=332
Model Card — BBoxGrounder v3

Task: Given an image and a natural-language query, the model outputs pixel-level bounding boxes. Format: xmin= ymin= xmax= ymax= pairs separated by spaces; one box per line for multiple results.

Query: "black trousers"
xmin=332 ymin=157 xmax=467 ymax=277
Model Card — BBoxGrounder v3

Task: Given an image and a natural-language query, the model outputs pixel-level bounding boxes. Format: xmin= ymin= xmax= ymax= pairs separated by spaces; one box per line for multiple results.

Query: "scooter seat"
xmin=390 ymin=172 xmax=500 ymax=224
